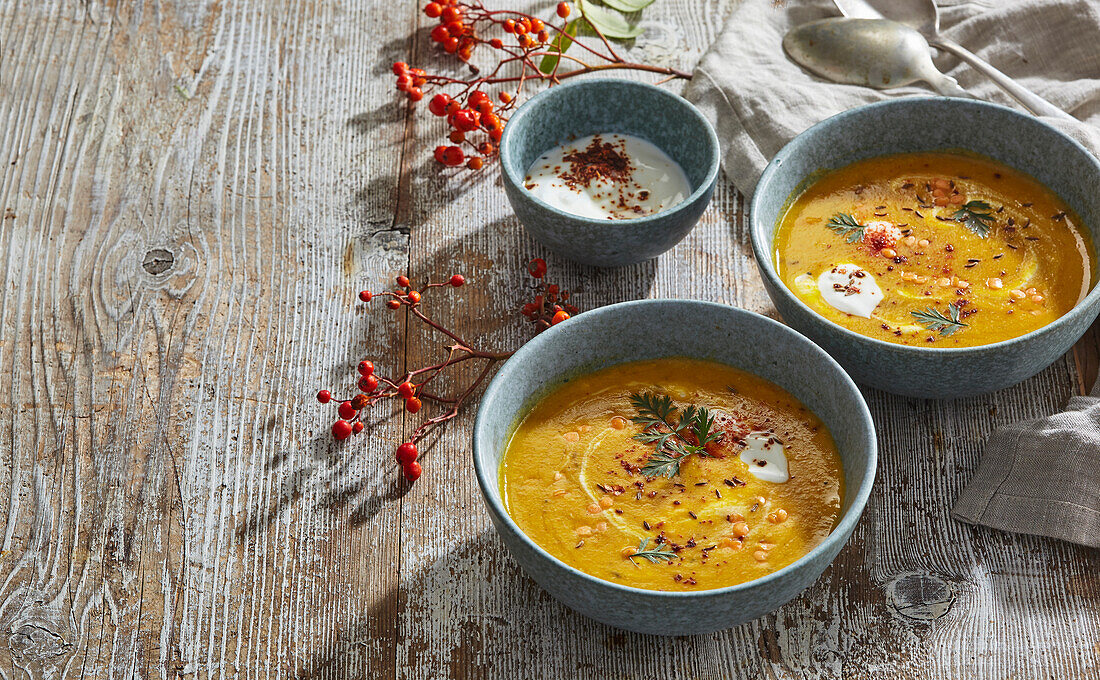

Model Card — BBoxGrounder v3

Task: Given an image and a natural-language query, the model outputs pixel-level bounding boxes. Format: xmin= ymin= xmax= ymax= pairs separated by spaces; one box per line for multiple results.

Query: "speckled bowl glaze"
xmin=750 ymin=98 xmax=1100 ymax=398
xmin=472 ymin=300 xmax=877 ymax=635
xmin=499 ymin=79 xmax=720 ymax=267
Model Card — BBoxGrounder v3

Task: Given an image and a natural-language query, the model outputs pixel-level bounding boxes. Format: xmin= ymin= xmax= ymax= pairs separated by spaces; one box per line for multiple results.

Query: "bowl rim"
xmin=498 ymin=77 xmax=721 ymax=227
xmin=472 ymin=298 xmax=878 ymax=600
xmin=749 ymin=96 xmax=1100 ymax=357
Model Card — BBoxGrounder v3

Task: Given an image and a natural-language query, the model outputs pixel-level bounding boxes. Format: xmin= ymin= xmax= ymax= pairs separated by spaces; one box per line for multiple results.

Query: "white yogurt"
xmin=739 ymin=433 xmax=789 ymax=484
xmin=817 ymin=264 xmax=883 ymax=318
xmin=523 ymin=133 xmax=691 ymax=220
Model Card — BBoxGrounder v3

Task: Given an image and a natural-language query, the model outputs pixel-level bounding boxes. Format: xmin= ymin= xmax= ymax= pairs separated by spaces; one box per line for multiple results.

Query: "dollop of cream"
xmin=817 ymin=264 xmax=883 ymax=318
xmin=739 ymin=433 xmax=789 ymax=483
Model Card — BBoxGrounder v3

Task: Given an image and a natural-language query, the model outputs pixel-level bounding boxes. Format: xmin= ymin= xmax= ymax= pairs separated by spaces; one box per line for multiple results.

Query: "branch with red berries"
xmin=317 ymin=259 xmax=578 ymax=483
xmin=393 ymin=0 xmax=689 ymax=170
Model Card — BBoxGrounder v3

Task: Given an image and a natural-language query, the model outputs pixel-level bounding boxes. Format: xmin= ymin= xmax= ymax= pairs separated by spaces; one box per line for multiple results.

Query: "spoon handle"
xmin=932 ymin=36 xmax=1075 ymax=121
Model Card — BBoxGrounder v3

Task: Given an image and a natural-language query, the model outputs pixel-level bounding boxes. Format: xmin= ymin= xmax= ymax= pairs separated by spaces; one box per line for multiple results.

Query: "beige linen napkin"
xmin=684 ymin=0 xmax=1100 ymax=547
xmin=952 ymin=381 xmax=1100 ymax=547
xmin=684 ymin=0 xmax=1100 ymax=200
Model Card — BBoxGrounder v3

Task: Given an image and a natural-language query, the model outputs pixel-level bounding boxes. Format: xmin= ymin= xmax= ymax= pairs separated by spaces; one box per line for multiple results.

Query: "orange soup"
xmin=774 ymin=152 xmax=1094 ymax=346
xmin=499 ymin=359 xmax=844 ymax=592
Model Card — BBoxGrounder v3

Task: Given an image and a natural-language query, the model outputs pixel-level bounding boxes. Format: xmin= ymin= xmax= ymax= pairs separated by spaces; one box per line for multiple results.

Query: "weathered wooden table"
xmin=2 ymin=1 xmax=1098 ymax=677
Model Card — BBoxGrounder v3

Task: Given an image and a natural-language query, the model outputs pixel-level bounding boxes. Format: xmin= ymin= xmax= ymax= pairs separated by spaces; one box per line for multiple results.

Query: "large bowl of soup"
xmin=750 ymin=98 xmax=1100 ymax=398
xmin=472 ymin=300 xmax=876 ymax=635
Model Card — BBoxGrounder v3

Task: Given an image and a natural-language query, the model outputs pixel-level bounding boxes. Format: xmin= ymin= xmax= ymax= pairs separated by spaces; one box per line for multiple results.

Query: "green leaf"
xmin=539 ymin=19 xmax=579 ymax=74
xmin=952 ymin=200 xmax=995 ymax=238
xmin=640 ymin=449 xmax=683 ymax=479
xmin=600 ymin=0 xmax=658 ymax=12
xmin=629 ymin=392 xmax=676 ymax=429
xmin=689 ymin=406 xmax=720 ymax=446
xmin=911 ymin=303 xmax=968 ymax=336
xmin=827 ymin=213 xmax=865 ymax=243
xmin=630 ymin=391 xmax=717 ymax=479
xmin=628 ymin=538 xmax=676 ymax=565
xmin=579 ymin=0 xmax=645 ymax=39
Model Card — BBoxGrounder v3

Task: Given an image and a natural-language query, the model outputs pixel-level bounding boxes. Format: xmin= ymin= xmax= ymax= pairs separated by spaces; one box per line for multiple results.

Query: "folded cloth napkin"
xmin=684 ymin=0 xmax=1100 ymax=547
xmin=953 ymin=380 xmax=1100 ymax=547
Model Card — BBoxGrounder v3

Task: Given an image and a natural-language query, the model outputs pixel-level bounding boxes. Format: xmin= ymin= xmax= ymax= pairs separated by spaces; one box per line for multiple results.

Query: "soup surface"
xmin=498 ymin=358 xmax=844 ymax=592
xmin=774 ymin=152 xmax=1094 ymax=347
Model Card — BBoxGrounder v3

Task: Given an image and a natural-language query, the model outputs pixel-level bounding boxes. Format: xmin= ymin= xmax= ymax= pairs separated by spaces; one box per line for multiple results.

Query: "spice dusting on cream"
xmin=523 ymin=133 xmax=691 ymax=220
xmin=817 ymin=264 xmax=883 ymax=318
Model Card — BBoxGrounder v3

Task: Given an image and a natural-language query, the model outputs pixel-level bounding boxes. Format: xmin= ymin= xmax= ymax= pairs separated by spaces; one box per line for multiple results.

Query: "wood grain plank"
xmin=0 ymin=1 xmax=416 ymax=678
xmin=1071 ymin=317 xmax=1100 ymax=395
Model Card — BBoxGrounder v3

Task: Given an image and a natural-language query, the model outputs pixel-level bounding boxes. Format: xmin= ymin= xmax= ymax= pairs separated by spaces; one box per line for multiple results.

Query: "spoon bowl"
xmin=783 ymin=17 xmax=969 ymax=97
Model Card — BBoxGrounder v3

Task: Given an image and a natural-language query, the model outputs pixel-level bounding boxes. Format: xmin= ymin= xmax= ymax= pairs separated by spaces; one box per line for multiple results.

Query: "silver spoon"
xmin=832 ymin=0 xmax=1074 ymax=120
xmin=783 ymin=18 xmax=972 ymax=98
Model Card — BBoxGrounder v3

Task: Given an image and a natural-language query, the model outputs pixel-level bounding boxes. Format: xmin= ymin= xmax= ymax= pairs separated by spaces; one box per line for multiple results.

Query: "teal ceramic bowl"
xmin=499 ymin=79 xmax=720 ymax=267
xmin=472 ymin=300 xmax=877 ymax=635
xmin=750 ymin=98 xmax=1100 ymax=398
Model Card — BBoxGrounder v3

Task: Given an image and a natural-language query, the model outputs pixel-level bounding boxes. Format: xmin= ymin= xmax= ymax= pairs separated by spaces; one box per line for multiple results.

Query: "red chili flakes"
xmin=559 ymin=136 xmax=632 ymax=189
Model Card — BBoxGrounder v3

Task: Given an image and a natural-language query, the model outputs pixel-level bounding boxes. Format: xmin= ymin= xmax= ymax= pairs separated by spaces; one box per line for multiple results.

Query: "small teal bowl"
xmin=472 ymin=300 xmax=877 ymax=635
xmin=499 ymin=79 xmax=720 ymax=267
xmin=750 ymin=98 xmax=1100 ymax=398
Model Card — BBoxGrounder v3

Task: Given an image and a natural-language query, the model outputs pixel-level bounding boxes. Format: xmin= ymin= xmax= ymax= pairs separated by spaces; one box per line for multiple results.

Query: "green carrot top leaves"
xmin=629 ymin=392 xmax=719 ymax=478
xmin=952 ymin=200 xmax=995 ymax=238
xmin=911 ymin=303 xmax=968 ymax=336
xmin=827 ymin=213 xmax=866 ymax=243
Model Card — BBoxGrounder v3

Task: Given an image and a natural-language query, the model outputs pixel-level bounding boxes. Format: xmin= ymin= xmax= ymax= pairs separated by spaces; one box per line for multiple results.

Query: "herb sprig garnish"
xmin=629 ymin=392 xmax=719 ymax=479
xmin=827 ymin=213 xmax=866 ymax=243
xmin=952 ymin=200 xmax=995 ymax=238
xmin=628 ymin=538 xmax=676 ymax=565
xmin=912 ymin=303 xmax=968 ymax=336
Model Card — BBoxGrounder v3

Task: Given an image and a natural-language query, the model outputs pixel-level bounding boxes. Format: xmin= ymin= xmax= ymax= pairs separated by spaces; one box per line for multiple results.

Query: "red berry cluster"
xmin=318 ymin=273 xmax=468 ymax=482
xmin=392 ymin=1 xmax=689 ymax=171
xmin=421 ymin=1 xmax=568 ymax=64
xmin=521 ymin=258 xmax=578 ymax=330
xmin=396 ymin=443 xmax=422 ymax=481
xmin=398 ymin=0 xmax=556 ymax=170
xmin=429 ymin=89 xmax=502 ymax=170
xmin=392 ymin=61 xmax=429 ymax=102
xmin=424 ymin=1 xmax=479 ymax=60
xmin=316 ymin=262 xmax=577 ymax=486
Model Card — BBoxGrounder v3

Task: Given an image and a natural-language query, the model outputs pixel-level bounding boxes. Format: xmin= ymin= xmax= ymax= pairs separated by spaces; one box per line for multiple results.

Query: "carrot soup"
xmin=498 ymin=358 xmax=844 ymax=592
xmin=773 ymin=152 xmax=1094 ymax=346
